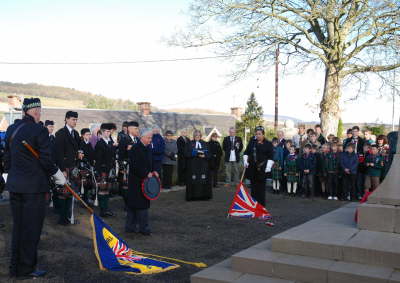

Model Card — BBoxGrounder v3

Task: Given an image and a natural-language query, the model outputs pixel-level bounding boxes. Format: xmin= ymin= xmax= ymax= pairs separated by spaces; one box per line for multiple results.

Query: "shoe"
xmin=105 ymin=211 xmax=114 ymax=217
xmin=328 ymin=196 xmax=332 ymax=200
xmin=140 ymin=231 xmax=151 ymax=236
xmin=0 ymin=223 xmax=4 ymax=229
xmin=29 ymin=270 xmax=47 ymax=277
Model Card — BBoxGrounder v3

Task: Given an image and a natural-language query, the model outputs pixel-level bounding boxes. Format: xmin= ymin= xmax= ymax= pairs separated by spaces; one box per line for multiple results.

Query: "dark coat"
xmin=55 ymin=126 xmax=80 ymax=171
xmin=222 ymin=136 xmax=243 ymax=163
xmin=177 ymin=136 xmax=190 ymax=156
xmin=127 ymin=141 xmax=153 ymax=209
xmin=340 ymin=152 xmax=358 ymax=174
xmin=49 ymin=134 xmax=56 ymax=163
xmin=244 ymin=137 xmax=274 ymax=181
xmin=298 ymin=153 xmax=317 ymax=174
xmin=118 ymin=135 xmax=138 ymax=161
xmin=343 ymin=137 xmax=365 ymax=154
xmin=4 ymin=115 xmax=58 ymax=193
xmin=151 ymin=133 xmax=165 ymax=162
xmin=208 ymin=140 xmax=222 ymax=170
xmin=94 ymin=138 xmax=116 ymax=174
xmin=79 ymin=140 xmax=95 ymax=166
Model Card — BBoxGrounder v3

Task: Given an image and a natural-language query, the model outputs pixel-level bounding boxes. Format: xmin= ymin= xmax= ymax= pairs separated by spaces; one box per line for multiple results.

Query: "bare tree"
xmin=172 ymin=0 xmax=400 ymax=135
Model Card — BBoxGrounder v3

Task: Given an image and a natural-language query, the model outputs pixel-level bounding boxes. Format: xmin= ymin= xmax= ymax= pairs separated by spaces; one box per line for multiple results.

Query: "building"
xmin=41 ymin=102 xmax=237 ymax=136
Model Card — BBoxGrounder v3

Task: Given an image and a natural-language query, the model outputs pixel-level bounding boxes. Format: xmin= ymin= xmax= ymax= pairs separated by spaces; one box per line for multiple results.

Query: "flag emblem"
xmin=91 ymin=214 xmax=179 ymax=274
xmin=228 ymin=183 xmax=272 ymax=221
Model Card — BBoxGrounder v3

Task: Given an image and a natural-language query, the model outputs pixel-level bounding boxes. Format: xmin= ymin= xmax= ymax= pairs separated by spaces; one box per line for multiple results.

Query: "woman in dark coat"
xmin=125 ymin=128 xmax=159 ymax=235
xmin=185 ymin=130 xmax=212 ymax=201
xmin=208 ymin=133 xmax=223 ymax=188
xmin=243 ymin=126 xmax=274 ymax=207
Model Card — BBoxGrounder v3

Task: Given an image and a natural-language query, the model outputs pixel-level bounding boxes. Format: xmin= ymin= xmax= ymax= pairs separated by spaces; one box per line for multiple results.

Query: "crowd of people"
xmin=0 ymin=97 xmax=396 ymax=279
xmin=270 ymin=124 xmax=393 ymax=201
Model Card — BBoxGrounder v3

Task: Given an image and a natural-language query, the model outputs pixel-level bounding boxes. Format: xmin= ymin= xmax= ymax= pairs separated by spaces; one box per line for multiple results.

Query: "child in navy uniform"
xmin=326 ymin=143 xmax=341 ymax=200
xmin=271 ymin=138 xmax=284 ymax=194
xmin=299 ymin=144 xmax=316 ymax=198
xmin=341 ymin=144 xmax=358 ymax=201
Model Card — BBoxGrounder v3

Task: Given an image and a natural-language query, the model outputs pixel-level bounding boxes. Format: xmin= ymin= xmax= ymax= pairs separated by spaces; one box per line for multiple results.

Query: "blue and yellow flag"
xmin=90 ymin=214 xmax=179 ymax=275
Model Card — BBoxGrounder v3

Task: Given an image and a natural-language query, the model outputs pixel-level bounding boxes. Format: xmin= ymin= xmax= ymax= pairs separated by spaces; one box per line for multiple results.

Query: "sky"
xmin=0 ymin=0 xmax=398 ymax=124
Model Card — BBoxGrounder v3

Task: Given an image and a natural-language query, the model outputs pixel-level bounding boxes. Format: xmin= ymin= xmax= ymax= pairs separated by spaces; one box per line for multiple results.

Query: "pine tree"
xmin=337 ymin=118 xmax=344 ymax=138
xmin=236 ymin=93 xmax=264 ymax=142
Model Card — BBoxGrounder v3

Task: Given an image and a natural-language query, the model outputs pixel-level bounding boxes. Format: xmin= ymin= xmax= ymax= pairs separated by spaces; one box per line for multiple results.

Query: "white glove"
xmin=52 ymin=169 xmax=67 ymax=186
xmin=265 ymin=160 xmax=274 ymax=173
xmin=243 ymin=155 xmax=249 ymax=168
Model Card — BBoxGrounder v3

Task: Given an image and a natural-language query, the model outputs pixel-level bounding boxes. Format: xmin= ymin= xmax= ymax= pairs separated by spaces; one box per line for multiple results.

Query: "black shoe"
xmin=140 ymin=231 xmax=151 ymax=236
xmin=0 ymin=223 xmax=5 ymax=229
xmin=58 ymin=219 xmax=70 ymax=226
xmin=105 ymin=211 xmax=115 ymax=217
xmin=17 ymin=270 xmax=47 ymax=279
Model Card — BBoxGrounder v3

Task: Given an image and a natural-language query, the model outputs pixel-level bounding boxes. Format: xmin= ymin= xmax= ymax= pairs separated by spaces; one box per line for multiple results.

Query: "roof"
xmin=41 ymin=107 xmax=236 ymax=135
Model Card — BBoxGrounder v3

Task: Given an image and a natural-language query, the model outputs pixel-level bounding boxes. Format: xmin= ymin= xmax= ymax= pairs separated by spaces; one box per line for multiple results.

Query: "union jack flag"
xmin=228 ymin=183 xmax=273 ymax=222
xmin=112 ymin=239 xmax=143 ymax=263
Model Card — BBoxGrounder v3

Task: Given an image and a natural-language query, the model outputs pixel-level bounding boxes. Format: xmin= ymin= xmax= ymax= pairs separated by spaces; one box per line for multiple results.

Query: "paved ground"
xmin=0 ymin=185 xmax=347 ymax=283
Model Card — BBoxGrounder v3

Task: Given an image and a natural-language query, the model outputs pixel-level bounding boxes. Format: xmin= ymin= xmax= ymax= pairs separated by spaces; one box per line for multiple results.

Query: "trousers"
xmin=9 ymin=193 xmax=46 ymax=276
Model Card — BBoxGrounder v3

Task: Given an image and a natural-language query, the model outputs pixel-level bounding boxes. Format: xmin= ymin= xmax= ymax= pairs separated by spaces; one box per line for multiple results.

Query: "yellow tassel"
xmin=131 ymin=250 xmax=207 ymax=268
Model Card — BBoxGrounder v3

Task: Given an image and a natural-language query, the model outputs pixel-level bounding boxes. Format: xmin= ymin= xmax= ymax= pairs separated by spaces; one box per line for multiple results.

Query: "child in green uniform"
xmin=364 ymin=145 xmax=384 ymax=192
xmin=284 ymin=145 xmax=299 ymax=196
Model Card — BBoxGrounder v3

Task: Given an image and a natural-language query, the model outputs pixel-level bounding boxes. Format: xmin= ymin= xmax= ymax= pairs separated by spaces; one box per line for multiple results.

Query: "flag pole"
xmin=22 ymin=140 xmax=94 ymax=215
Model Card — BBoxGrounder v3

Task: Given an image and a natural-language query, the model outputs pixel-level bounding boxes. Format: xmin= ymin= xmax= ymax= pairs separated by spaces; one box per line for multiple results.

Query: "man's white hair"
xmin=140 ymin=128 xmax=153 ymax=137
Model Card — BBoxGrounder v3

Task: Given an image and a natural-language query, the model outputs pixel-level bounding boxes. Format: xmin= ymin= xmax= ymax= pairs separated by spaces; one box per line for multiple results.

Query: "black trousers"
xmin=327 ymin=173 xmax=338 ymax=197
xmin=162 ymin=164 xmax=174 ymax=189
xmin=344 ymin=174 xmax=357 ymax=201
xmin=209 ymin=168 xmax=219 ymax=187
xmin=9 ymin=192 xmax=46 ymax=276
xmin=302 ymin=174 xmax=315 ymax=198
xmin=250 ymin=179 xmax=266 ymax=207
xmin=125 ymin=208 xmax=150 ymax=233
xmin=177 ymin=155 xmax=186 ymax=185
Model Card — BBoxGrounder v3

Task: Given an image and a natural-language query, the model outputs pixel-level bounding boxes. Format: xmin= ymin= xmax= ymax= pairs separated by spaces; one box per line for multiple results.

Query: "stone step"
xmin=191 ymin=259 xmax=296 ymax=283
xmin=231 ymin=240 xmax=399 ymax=283
xmin=270 ymin=203 xmax=400 ymax=269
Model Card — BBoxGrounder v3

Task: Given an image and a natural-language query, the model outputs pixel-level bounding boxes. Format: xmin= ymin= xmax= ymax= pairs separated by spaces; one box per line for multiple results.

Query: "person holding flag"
xmin=243 ymin=126 xmax=274 ymax=207
xmin=4 ymin=98 xmax=67 ymax=279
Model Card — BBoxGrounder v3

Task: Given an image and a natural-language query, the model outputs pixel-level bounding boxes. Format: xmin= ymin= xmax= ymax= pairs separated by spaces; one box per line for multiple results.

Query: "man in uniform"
xmin=54 ymin=111 xmax=80 ymax=225
xmin=78 ymin=128 xmax=95 ymax=203
xmin=117 ymin=121 xmax=129 ymax=143
xmin=95 ymin=123 xmax=116 ymax=217
xmin=4 ymin=98 xmax=66 ymax=278
xmin=118 ymin=121 xmax=139 ymax=204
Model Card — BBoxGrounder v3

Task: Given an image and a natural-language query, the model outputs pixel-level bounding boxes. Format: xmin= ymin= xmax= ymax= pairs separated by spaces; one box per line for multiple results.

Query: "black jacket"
xmin=208 ymin=140 xmax=222 ymax=170
xmin=222 ymin=136 xmax=243 ymax=163
xmin=4 ymin=115 xmax=58 ymax=193
xmin=177 ymin=136 xmax=190 ymax=156
xmin=94 ymin=138 xmax=116 ymax=174
xmin=244 ymin=137 xmax=273 ymax=181
xmin=127 ymin=141 xmax=153 ymax=209
xmin=55 ymin=126 xmax=81 ymax=171
xmin=79 ymin=140 xmax=95 ymax=166
xmin=118 ymin=135 xmax=138 ymax=161
xmin=343 ymin=137 xmax=365 ymax=154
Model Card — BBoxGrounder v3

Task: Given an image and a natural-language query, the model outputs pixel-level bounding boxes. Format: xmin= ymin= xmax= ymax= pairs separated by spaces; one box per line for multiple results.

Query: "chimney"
xmin=7 ymin=95 xmax=22 ymax=109
xmin=137 ymin=102 xmax=151 ymax=116
xmin=230 ymin=107 xmax=242 ymax=120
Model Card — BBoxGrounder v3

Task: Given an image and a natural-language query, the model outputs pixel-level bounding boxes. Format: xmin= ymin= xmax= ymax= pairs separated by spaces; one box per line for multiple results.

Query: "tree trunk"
xmin=320 ymin=65 xmax=342 ymax=137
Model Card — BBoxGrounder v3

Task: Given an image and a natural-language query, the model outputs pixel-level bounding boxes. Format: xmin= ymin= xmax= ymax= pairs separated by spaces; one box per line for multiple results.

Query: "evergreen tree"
xmin=337 ymin=118 xmax=344 ymax=138
xmin=236 ymin=93 xmax=264 ymax=142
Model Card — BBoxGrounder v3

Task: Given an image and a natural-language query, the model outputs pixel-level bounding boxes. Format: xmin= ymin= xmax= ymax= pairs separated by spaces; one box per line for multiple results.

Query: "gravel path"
xmin=0 ymin=185 xmax=347 ymax=283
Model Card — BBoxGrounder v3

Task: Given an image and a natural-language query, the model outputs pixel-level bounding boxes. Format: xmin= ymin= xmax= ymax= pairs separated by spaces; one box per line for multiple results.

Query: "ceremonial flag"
xmin=228 ymin=182 xmax=273 ymax=222
xmin=91 ymin=214 xmax=179 ymax=275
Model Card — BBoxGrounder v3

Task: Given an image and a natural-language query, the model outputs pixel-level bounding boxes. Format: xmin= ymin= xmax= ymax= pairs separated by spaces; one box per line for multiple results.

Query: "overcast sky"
xmin=0 ymin=0 xmax=397 ymax=124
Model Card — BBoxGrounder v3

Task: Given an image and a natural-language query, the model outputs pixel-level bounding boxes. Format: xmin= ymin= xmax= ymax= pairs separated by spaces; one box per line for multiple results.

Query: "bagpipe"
xmin=118 ymin=160 xmax=129 ymax=192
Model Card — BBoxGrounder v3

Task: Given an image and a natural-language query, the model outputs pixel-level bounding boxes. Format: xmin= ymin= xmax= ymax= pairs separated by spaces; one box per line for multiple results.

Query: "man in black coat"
xmin=54 ymin=111 xmax=80 ymax=225
xmin=44 ymin=120 xmax=56 ymax=162
xmin=125 ymin=128 xmax=158 ymax=235
xmin=5 ymin=98 xmax=66 ymax=279
xmin=118 ymin=121 xmax=139 ymax=203
xmin=222 ymin=127 xmax=243 ymax=187
xmin=95 ymin=123 xmax=116 ymax=217
xmin=176 ymin=130 xmax=190 ymax=186
xmin=343 ymin=126 xmax=365 ymax=154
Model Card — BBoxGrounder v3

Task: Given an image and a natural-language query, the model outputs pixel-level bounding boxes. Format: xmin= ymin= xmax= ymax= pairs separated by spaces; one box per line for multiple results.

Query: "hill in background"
xmin=0 ymin=81 xmax=138 ymax=110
